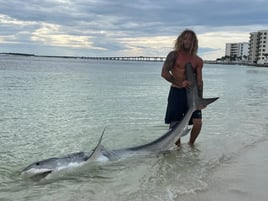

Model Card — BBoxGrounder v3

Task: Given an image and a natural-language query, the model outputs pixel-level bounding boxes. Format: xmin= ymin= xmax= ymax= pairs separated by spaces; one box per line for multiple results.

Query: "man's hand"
xmin=182 ymin=80 xmax=192 ymax=88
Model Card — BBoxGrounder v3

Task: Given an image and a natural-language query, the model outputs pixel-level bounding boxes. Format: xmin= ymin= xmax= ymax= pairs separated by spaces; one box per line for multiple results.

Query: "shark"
xmin=21 ymin=63 xmax=219 ymax=178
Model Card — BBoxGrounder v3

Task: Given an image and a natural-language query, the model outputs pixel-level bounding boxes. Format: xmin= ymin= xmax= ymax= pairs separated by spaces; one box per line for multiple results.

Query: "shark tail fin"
xmin=86 ymin=128 xmax=106 ymax=161
xmin=199 ymin=97 xmax=219 ymax=108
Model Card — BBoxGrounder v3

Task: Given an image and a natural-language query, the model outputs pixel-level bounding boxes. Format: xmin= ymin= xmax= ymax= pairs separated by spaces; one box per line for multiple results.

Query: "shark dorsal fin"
xmin=86 ymin=128 xmax=106 ymax=161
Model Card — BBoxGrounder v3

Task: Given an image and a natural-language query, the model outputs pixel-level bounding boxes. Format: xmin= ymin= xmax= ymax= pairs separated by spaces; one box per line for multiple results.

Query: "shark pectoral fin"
xmin=200 ymin=97 xmax=219 ymax=107
xmin=181 ymin=127 xmax=191 ymax=137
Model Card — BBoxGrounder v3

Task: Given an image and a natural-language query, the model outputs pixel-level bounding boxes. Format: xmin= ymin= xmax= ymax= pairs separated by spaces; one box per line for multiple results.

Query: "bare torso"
xmin=171 ymin=50 xmax=202 ymax=88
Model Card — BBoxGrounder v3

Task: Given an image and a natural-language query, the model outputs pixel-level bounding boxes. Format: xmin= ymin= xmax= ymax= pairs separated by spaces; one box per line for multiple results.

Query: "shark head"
xmin=21 ymin=129 xmax=106 ymax=178
xmin=21 ymin=158 xmax=58 ymax=176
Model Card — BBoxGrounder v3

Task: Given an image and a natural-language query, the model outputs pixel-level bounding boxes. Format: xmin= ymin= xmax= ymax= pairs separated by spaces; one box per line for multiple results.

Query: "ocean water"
xmin=0 ymin=55 xmax=268 ymax=201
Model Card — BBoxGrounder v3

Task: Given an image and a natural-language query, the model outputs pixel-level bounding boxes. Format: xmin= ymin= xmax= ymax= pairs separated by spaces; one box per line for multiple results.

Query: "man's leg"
xmin=189 ymin=118 xmax=202 ymax=145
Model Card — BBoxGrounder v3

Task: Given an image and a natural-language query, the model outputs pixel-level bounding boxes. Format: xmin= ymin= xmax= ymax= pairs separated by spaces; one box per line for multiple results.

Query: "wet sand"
xmin=196 ymin=139 xmax=268 ymax=201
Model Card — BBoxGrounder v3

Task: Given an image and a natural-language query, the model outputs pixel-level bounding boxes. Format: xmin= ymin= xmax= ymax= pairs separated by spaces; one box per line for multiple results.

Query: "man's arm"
xmin=161 ymin=51 xmax=177 ymax=84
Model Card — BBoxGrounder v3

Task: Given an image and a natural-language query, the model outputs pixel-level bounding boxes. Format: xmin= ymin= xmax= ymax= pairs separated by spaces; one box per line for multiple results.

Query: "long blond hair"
xmin=174 ymin=29 xmax=198 ymax=55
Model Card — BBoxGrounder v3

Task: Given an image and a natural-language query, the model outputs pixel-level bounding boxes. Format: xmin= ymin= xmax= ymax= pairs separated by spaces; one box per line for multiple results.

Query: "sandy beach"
xmin=193 ymin=139 xmax=268 ymax=201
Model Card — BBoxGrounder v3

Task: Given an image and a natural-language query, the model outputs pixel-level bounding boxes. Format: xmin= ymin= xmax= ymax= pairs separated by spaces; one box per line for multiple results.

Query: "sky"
xmin=0 ymin=0 xmax=267 ymax=60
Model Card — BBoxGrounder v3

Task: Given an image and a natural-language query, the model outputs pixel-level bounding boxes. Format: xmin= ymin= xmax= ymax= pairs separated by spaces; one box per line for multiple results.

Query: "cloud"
xmin=0 ymin=0 xmax=268 ymax=59
xmin=30 ymin=23 xmax=103 ymax=50
xmin=198 ymin=29 xmax=250 ymax=59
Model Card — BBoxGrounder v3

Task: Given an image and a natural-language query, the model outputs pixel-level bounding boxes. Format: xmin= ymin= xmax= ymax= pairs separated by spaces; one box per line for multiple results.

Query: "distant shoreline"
xmin=1 ymin=52 xmax=267 ymax=67
xmin=0 ymin=52 xmax=165 ymax=62
xmin=204 ymin=60 xmax=268 ymax=67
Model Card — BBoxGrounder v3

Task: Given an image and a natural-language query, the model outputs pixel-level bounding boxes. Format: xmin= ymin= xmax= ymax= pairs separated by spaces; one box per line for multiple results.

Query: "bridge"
xmin=81 ymin=56 xmax=166 ymax=62
xmin=0 ymin=53 xmax=166 ymax=62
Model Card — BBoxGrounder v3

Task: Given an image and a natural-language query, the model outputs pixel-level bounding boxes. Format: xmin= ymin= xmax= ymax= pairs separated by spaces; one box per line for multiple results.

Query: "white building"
xmin=225 ymin=42 xmax=249 ymax=61
xmin=249 ymin=30 xmax=268 ymax=64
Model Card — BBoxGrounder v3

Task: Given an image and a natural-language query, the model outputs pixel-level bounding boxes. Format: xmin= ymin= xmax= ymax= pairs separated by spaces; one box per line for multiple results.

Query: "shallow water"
xmin=0 ymin=55 xmax=268 ymax=201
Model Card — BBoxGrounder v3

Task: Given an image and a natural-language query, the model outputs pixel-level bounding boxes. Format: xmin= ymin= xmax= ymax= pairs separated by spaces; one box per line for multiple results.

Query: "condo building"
xmin=248 ymin=30 xmax=268 ymax=64
xmin=225 ymin=42 xmax=249 ymax=61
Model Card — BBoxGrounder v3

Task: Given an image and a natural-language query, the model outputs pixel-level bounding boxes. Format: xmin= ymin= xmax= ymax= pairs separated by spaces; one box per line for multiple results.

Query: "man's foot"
xmin=175 ymin=138 xmax=181 ymax=146
xmin=188 ymin=141 xmax=195 ymax=147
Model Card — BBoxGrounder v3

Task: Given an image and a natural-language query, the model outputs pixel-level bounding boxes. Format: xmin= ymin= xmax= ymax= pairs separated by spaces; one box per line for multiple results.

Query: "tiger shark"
xmin=21 ymin=63 xmax=219 ymax=178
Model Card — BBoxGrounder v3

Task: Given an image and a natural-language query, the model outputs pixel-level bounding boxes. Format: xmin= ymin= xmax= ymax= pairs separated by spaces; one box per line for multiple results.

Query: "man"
xmin=161 ymin=29 xmax=204 ymax=146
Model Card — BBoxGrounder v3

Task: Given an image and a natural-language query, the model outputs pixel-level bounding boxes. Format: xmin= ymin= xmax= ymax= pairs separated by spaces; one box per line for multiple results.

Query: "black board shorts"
xmin=164 ymin=86 xmax=202 ymax=125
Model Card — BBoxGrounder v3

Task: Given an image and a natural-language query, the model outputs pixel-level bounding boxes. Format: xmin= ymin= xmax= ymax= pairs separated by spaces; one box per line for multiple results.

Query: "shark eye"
xmin=36 ymin=162 xmax=40 ymax=166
